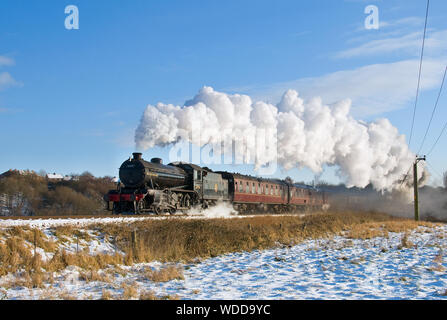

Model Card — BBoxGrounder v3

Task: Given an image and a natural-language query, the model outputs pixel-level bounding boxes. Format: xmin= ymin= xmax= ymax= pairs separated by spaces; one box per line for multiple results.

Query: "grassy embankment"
xmin=0 ymin=212 xmax=437 ymax=281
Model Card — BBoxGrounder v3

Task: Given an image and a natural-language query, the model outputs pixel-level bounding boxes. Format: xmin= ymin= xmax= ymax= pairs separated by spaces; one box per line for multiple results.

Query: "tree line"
xmin=0 ymin=171 xmax=116 ymax=216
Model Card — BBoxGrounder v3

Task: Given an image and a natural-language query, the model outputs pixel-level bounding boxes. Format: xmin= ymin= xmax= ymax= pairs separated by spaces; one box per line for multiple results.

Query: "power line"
xmin=399 ymin=164 xmax=413 ymax=187
xmin=408 ymin=0 xmax=430 ymax=148
xmin=426 ymin=118 xmax=447 ymax=156
xmin=417 ymin=65 xmax=447 ymax=155
xmin=426 ymin=160 xmax=443 ymax=181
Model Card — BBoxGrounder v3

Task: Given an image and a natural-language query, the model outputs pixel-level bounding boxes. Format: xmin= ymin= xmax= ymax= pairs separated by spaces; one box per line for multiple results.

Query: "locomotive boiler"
xmin=119 ymin=153 xmax=188 ymax=189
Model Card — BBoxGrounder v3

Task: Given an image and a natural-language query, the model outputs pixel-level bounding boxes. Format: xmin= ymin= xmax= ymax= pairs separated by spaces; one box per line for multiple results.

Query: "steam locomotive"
xmin=104 ymin=153 xmax=328 ymax=215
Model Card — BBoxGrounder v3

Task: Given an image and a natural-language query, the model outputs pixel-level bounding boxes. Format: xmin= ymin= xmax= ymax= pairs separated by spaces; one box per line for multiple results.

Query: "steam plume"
xmin=135 ymin=86 xmax=423 ymax=191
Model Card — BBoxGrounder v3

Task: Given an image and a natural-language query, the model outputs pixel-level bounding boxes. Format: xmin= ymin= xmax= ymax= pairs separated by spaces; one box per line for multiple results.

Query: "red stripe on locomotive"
xmin=107 ymin=193 xmax=145 ymax=202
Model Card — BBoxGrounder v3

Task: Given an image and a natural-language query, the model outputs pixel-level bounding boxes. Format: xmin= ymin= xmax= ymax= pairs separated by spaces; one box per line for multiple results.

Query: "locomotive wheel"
xmin=153 ymin=206 xmax=161 ymax=215
xmin=183 ymin=194 xmax=191 ymax=209
xmin=135 ymin=201 xmax=144 ymax=215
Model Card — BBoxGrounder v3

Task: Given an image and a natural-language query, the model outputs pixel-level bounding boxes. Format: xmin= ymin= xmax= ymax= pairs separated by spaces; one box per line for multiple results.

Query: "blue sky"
xmin=0 ymin=0 xmax=446 ymax=185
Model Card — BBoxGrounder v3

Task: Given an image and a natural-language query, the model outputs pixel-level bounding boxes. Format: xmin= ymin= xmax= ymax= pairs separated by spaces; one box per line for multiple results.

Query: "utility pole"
xmin=413 ymin=155 xmax=426 ymax=221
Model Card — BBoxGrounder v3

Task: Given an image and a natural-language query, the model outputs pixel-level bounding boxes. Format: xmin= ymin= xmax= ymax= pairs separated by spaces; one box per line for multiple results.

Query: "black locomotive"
xmin=104 ymin=153 xmax=327 ymax=215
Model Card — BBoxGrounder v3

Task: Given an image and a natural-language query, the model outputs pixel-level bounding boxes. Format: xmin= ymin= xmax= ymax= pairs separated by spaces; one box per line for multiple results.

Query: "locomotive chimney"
xmin=151 ymin=157 xmax=163 ymax=164
xmin=132 ymin=152 xmax=142 ymax=160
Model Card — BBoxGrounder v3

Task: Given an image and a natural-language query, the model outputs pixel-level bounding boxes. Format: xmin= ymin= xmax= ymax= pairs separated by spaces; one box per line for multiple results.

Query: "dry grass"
xmin=121 ymin=282 xmax=139 ymax=299
xmin=145 ymin=265 xmax=184 ymax=282
xmin=108 ymin=265 xmax=127 ymax=277
xmin=4 ymin=270 xmax=47 ymax=289
xmin=101 ymin=289 xmax=113 ymax=300
xmin=15 ymin=227 xmax=59 ymax=253
xmin=38 ymin=287 xmax=77 ymax=300
xmin=50 ymin=226 xmax=92 ymax=244
xmin=399 ymin=232 xmax=414 ymax=249
xmin=137 ymin=289 xmax=179 ymax=300
xmin=0 ymin=234 xmax=122 ymax=289
xmin=39 ymin=288 xmax=58 ymax=300
xmin=0 ymin=236 xmax=36 ymax=276
xmin=93 ymin=211 xmax=433 ymax=263
xmin=0 ymin=227 xmax=57 ymax=277
xmin=44 ymin=250 xmax=123 ymax=273
xmin=160 ymin=294 xmax=180 ymax=300
xmin=59 ymin=290 xmax=77 ymax=300
xmin=348 ymin=220 xmax=435 ymax=241
xmin=348 ymin=224 xmax=387 ymax=239
xmin=0 ymin=211 xmax=439 ymax=292
xmin=139 ymin=290 xmax=158 ymax=300
xmin=79 ymin=270 xmax=111 ymax=283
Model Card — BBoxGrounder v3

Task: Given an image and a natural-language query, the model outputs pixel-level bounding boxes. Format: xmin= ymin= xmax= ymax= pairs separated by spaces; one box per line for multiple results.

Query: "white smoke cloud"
xmin=186 ymin=201 xmax=238 ymax=218
xmin=135 ymin=86 xmax=422 ymax=192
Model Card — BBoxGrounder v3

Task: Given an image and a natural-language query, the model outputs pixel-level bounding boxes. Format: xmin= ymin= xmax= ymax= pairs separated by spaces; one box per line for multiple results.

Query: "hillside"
xmin=0 ymin=171 xmax=116 ymax=216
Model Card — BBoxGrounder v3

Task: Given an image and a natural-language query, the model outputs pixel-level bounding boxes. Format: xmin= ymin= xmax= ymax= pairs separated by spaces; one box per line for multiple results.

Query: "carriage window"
xmin=275 ymin=186 xmax=278 ymax=196
xmin=235 ymin=181 xmax=238 ymax=191
xmin=271 ymin=186 xmax=274 ymax=195
xmin=239 ymin=181 xmax=243 ymax=192
xmin=252 ymin=183 xmax=255 ymax=194
xmin=246 ymin=182 xmax=250 ymax=193
xmin=265 ymin=185 xmax=269 ymax=195
xmin=258 ymin=183 xmax=261 ymax=194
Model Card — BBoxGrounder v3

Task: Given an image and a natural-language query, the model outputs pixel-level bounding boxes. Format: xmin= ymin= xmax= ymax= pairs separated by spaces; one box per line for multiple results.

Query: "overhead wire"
xmin=417 ymin=65 xmax=447 ymax=155
xmin=399 ymin=164 xmax=413 ymax=187
xmin=426 ymin=117 xmax=447 ymax=156
xmin=408 ymin=0 xmax=430 ymax=148
xmin=426 ymin=160 xmax=444 ymax=181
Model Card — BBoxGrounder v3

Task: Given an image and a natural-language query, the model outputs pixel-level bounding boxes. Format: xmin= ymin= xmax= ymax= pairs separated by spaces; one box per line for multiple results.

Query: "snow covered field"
xmin=1 ymin=223 xmax=446 ymax=300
